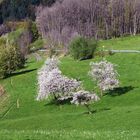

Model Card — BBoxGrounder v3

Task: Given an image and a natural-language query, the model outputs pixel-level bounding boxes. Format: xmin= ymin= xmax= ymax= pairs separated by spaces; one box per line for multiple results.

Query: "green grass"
xmin=0 ymin=93 xmax=10 ymax=118
xmin=7 ymin=28 xmax=24 ymax=42
xmin=0 ymin=28 xmax=24 ymax=45
xmin=29 ymin=38 xmax=44 ymax=52
xmin=0 ymin=36 xmax=140 ymax=139
xmin=99 ymin=35 xmax=140 ymax=50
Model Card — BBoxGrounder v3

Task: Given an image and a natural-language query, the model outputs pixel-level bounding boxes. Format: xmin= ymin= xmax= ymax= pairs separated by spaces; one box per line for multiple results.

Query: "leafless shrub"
xmin=17 ymin=30 xmax=32 ymax=57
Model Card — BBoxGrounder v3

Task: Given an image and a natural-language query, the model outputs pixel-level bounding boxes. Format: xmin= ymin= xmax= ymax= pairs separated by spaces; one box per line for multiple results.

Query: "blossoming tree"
xmin=71 ymin=90 xmax=100 ymax=114
xmin=37 ymin=57 xmax=60 ymax=100
xmin=89 ymin=60 xmax=119 ymax=96
xmin=37 ymin=58 xmax=81 ymax=101
xmin=37 ymin=57 xmax=100 ymax=115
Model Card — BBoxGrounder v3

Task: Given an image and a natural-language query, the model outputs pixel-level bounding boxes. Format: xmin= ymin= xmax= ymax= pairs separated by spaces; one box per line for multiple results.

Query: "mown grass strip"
xmin=0 ymin=129 xmax=139 ymax=140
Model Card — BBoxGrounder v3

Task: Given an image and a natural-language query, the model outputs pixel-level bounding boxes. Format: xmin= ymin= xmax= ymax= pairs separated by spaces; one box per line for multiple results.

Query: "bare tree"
xmin=17 ymin=31 xmax=32 ymax=58
xmin=36 ymin=0 xmax=140 ymax=49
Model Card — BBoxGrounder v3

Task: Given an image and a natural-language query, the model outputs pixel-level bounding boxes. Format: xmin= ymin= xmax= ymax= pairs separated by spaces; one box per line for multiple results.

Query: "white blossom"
xmin=37 ymin=57 xmax=60 ymax=101
xmin=89 ymin=60 xmax=119 ymax=93
xmin=71 ymin=90 xmax=100 ymax=105
xmin=37 ymin=67 xmax=81 ymax=101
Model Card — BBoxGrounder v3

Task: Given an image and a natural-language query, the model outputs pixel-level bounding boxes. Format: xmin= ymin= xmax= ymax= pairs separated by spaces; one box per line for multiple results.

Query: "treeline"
xmin=0 ymin=0 xmax=56 ymax=24
xmin=37 ymin=0 xmax=140 ymax=45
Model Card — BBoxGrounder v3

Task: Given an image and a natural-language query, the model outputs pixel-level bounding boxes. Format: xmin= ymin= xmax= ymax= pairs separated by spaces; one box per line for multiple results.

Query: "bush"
xmin=0 ymin=39 xmax=25 ymax=78
xmin=7 ymin=27 xmax=32 ymax=57
xmin=69 ymin=37 xmax=97 ymax=60
xmin=30 ymin=22 xmax=39 ymax=42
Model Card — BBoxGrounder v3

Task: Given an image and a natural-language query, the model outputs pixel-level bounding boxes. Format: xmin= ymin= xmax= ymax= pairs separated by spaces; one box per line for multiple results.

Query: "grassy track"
xmin=0 ymin=36 xmax=140 ymax=139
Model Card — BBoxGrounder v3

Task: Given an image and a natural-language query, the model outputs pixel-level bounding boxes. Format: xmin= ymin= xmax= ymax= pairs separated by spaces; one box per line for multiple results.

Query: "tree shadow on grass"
xmin=82 ymin=108 xmax=111 ymax=115
xmin=5 ymin=69 xmax=37 ymax=79
xmin=99 ymin=108 xmax=111 ymax=111
xmin=44 ymin=98 xmax=72 ymax=106
xmin=27 ymin=60 xmax=35 ymax=64
xmin=108 ymin=86 xmax=135 ymax=97
xmin=83 ymin=110 xmax=97 ymax=115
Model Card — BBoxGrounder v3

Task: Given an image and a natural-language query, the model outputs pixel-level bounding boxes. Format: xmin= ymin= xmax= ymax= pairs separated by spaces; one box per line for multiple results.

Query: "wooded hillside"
xmin=0 ymin=0 xmax=56 ymax=24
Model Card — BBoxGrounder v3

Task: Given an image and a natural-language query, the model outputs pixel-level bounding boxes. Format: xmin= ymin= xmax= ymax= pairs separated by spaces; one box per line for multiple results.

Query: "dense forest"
xmin=0 ymin=0 xmax=140 ymax=39
xmin=0 ymin=0 xmax=140 ymax=52
xmin=37 ymin=0 xmax=140 ymax=43
xmin=0 ymin=0 xmax=56 ymax=24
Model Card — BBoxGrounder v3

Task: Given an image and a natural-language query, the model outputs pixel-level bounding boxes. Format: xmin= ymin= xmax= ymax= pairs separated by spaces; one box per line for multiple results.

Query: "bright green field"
xmin=0 ymin=36 xmax=140 ymax=139
xmin=99 ymin=35 xmax=140 ymax=50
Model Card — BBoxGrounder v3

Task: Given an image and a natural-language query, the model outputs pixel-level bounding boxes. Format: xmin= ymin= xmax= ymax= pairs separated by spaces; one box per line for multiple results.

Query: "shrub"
xmin=6 ymin=26 xmax=32 ymax=57
xmin=89 ymin=60 xmax=119 ymax=96
xmin=0 ymin=39 xmax=25 ymax=78
xmin=88 ymin=38 xmax=98 ymax=57
xmin=71 ymin=90 xmax=100 ymax=114
xmin=30 ymin=22 xmax=39 ymax=42
xmin=69 ymin=36 xmax=97 ymax=60
xmin=0 ymin=37 xmax=6 ymax=45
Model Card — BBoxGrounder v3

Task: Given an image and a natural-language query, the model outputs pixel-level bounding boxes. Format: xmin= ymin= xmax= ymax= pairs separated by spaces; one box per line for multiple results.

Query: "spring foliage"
xmin=37 ymin=58 xmax=81 ymax=101
xmin=71 ymin=90 xmax=100 ymax=106
xmin=0 ymin=39 xmax=25 ymax=78
xmin=89 ymin=60 xmax=119 ymax=95
xmin=37 ymin=57 xmax=60 ymax=100
xmin=69 ymin=36 xmax=97 ymax=60
xmin=37 ymin=58 xmax=105 ymax=114
xmin=71 ymin=90 xmax=100 ymax=114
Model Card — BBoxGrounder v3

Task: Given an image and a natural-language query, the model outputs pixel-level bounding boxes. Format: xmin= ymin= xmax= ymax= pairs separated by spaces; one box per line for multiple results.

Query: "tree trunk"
xmin=85 ymin=104 xmax=92 ymax=114
xmin=100 ymin=90 xmax=103 ymax=97
xmin=53 ymin=93 xmax=57 ymax=100
xmin=133 ymin=13 xmax=137 ymax=36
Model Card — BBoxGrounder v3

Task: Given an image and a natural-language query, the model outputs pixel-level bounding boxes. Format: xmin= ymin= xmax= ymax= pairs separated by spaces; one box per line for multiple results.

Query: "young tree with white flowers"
xmin=37 ymin=57 xmax=101 ymax=115
xmin=89 ymin=60 xmax=119 ymax=97
xmin=37 ymin=57 xmax=60 ymax=100
xmin=37 ymin=63 xmax=81 ymax=101
xmin=71 ymin=90 xmax=100 ymax=114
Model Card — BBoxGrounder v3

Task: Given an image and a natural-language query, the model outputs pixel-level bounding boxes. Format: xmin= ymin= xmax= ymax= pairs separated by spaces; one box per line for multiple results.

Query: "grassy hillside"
xmin=99 ymin=35 xmax=140 ymax=50
xmin=0 ymin=36 xmax=140 ymax=139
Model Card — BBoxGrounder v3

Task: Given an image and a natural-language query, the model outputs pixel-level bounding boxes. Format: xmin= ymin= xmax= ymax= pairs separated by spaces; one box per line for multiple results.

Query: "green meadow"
xmin=0 ymin=36 xmax=140 ymax=140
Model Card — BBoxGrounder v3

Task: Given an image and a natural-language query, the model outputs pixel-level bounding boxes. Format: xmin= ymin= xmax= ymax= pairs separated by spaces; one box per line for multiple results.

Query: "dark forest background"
xmin=0 ymin=0 xmax=56 ymax=24
xmin=0 ymin=0 xmax=140 ymax=40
